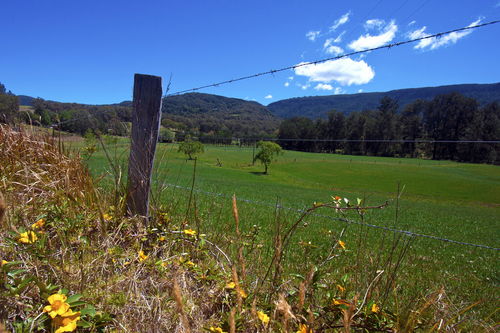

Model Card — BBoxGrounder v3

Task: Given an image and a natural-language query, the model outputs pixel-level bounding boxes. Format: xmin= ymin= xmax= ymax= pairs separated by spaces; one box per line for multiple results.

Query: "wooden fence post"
xmin=126 ymin=74 xmax=162 ymax=220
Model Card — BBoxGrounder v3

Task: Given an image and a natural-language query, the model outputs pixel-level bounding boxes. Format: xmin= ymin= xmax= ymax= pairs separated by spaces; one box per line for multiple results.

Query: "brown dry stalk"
xmin=232 ymin=195 xmax=247 ymax=281
xmin=231 ymin=265 xmax=243 ymax=311
xmin=297 ymin=281 xmax=306 ymax=311
xmin=342 ymin=295 xmax=358 ymax=333
xmin=229 ymin=307 xmax=236 ymax=333
xmin=171 ymin=274 xmax=191 ymax=333
xmin=0 ymin=191 xmax=6 ymax=226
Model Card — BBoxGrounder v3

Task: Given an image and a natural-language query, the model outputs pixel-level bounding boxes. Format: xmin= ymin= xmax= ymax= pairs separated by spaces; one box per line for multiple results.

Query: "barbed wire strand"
xmin=168 ymin=20 xmax=500 ymax=96
xmin=162 ymin=182 xmax=499 ymax=251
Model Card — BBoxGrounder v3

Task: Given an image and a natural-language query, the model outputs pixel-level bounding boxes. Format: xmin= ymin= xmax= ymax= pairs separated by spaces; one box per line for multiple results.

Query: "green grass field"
xmin=79 ymin=139 xmax=500 ymax=318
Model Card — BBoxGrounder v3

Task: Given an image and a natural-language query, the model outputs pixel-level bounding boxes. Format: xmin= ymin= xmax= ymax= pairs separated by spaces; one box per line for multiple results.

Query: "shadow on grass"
xmin=250 ymin=171 xmax=267 ymax=176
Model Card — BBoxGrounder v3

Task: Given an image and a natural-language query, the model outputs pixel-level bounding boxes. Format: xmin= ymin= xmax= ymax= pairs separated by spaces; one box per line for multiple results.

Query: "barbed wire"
xmin=167 ymin=20 xmax=500 ymax=96
xmin=162 ymin=182 xmax=500 ymax=251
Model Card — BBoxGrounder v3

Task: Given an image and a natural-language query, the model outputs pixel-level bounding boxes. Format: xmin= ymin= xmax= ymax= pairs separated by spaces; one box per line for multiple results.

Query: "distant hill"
xmin=268 ymin=82 xmax=500 ymax=119
xmin=161 ymin=93 xmax=279 ymax=137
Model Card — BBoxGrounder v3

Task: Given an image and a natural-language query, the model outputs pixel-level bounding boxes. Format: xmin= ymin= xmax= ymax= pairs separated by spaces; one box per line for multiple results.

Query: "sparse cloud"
xmin=264 ymin=94 xmax=273 ymax=99
xmin=323 ymin=39 xmax=344 ymax=55
xmin=408 ymin=20 xmax=416 ymax=26
xmin=358 ymin=89 xmax=364 ymax=93
xmin=288 ymin=76 xmax=294 ymax=80
xmin=333 ymin=31 xmax=346 ymax=43
xmin=294 ymin=58 xmax=375 ymax=86
xmin=409 ymin=18 xmax=482 ymax=50
xmin=314 ymin=83 xmax=333 ymax=91
xmin=333 ymin=87 xmax=344 ymax=95
xmin=364 ymin=19 xmax=385 ymax=30
xmin=306 ymin=30 xmax=321 ymax=41
xmin=330 ymin=12 xmax=351 ymax=32
xmin=348 ymin=20 xmax=398 ymax=51
xmin=284 ymin=82 xmax=290 ymax=87
xmin=297 ymin=83 xmax=311 ymax=90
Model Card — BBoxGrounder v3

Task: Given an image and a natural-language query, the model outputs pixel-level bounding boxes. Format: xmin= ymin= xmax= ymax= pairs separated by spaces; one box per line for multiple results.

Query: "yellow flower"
xmin=31 ymin=218 xmax=45 ymax=229
xmin=225 ymin=281 xmax=236 ymax=289
xmin=138 ymin=250 xmax=148 ymax=262
xmin=333 ymin=299 xmax=351 ymax=306
xmin=158 ymin=235 xmax=166 ymax=241
xmin=257 ymin=311 xmax=270 ymax=325
xmin=209 ymin=327 xmax=226 ymax=333
xmin=53 ymin=309 xmax=81 ymax=333
xmin=238 ymin=288 xmax=248 ymax=299
xmin=183 ymin=229 xmax=196 ymax=236
xmin=1 ymin=260 xmax=8 ymax=266
xmin=43 ymin=293 xmax=70 ymax=318
xmin=336 ymin=284 xmax=345 ymax=293
xmin=18 ymin=231 xmax=38 ymax=244
xmin=297 ymin=323 xmax=313 ymax=333
xmin=338 ymin=240 xmax=346 ymax=250
xmin=186 ymin=260 xmax=196 ymax=267
xmin=102 ymin=213 xmax=112 ymax=221
xmin=371 ymin=303 xmax=380 ymax=313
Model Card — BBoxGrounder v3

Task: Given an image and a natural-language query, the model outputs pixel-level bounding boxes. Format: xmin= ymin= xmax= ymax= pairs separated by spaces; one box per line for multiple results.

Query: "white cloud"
xmin=323 ymin=39 xmax=344 ymax=55
xmin=284 ymin=82 xmax=290 ymax=87
xmin=264 ymin=94 xmax=273 ymax=99
xmin=330 ymin=12 xmax=350 ymax=31
xmin=348 ymin=20 xmax=398 ymax=51
xmin=410 ymin=18 xmax=482 ymax=50
xmin=408 ymin=20 xmax=416 ymax=26
xmin=288 ymin=76 xmax=294 ymax=80
xmin=325 ymin=45 xmax=344 ymax=55
xmin=334 ymin=31 xmax=346 ymax=43
xmin=314 ymin=83 xmax=333 ymax=91
xmin=358 ymin=89 xmax=363 ymax=93
xmin=333 ymin=87 xmax=344 ymax=95
xmin=364 ymin=19 xmax=385 ymax=30
xmin=297 ymin=83 xmax=311 ymax=90
xmin=306 ymin=30 xmax=321 ymax=41
xmin=294 ymin=58 xmax=375 ymax=86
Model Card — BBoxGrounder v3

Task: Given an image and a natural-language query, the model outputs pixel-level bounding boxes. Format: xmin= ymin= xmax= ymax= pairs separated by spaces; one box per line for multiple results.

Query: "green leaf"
xmin=80 ymin=304 xmax=96 ymax=317
xmin=7 ymin=269 xmax=26 ymax=278
xmin=77 ymin=319 xmax=92 ymax=328
xmin=67 ymin=300 xmax=86 ymax=307
xmin=66 ymin=294 xmax=83 ymax=304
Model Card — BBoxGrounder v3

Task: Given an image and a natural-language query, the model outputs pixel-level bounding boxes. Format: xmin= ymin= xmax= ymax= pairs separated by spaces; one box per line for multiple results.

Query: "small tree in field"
xmin=254 ymin=141 xmax=282 ymax=174
xmin=178 ymin=140 xmax=204 ymax=160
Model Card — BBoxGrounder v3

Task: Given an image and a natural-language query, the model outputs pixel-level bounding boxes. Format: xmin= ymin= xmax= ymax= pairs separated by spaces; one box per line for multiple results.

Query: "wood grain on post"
xmin=126 ymin=74 xmax=162 ymax=219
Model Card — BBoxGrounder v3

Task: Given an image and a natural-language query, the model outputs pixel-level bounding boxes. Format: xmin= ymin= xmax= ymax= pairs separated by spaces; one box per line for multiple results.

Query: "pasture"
xmin=80 ymin=139 xmax=500 ymax=318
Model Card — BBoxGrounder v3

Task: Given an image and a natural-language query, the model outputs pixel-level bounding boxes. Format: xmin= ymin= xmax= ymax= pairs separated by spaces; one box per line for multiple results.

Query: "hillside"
xmin=161 ymin=93 xmax=280 ymax=137
xmin=268 ymin=82 xmax=500 ymax=119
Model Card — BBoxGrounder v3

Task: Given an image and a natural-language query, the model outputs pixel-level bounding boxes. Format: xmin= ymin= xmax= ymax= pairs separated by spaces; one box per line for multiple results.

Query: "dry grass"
xmin=0 ymin=125 xmax=496 ymax=332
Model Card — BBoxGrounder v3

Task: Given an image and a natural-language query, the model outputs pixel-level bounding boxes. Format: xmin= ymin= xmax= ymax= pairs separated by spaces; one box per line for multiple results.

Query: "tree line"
xmin=278 ymin=93 xmax=499 ymax=164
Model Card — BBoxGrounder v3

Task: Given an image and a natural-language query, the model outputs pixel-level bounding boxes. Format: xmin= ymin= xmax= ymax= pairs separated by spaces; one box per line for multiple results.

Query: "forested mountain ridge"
xmin=268 ymin=82 xmax=500 ymax=119
xmin=161 ymin=93 xmax=279 ymax=137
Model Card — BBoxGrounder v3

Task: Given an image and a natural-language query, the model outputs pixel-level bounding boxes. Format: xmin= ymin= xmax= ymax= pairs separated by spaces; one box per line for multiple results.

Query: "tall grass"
xmin=0 ymin=125 xmax=497 ymax=332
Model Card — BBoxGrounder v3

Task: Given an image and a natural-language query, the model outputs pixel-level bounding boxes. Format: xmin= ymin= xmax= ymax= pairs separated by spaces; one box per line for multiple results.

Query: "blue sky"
xmin=1 ymin=0 xmax=499 ymax=105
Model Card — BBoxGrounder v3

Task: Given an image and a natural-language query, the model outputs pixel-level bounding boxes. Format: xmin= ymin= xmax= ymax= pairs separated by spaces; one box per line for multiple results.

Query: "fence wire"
xmin=163 ymin=182 xmax=500 ymax=251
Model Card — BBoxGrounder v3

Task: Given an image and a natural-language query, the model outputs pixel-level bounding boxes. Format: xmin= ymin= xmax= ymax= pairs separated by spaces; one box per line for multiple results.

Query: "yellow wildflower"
xmin=53 ymin=309 xmax=81 ymax=333
xmin=158 ymin=235 xmax=166 ymax=241
xmin=238 ymin=288 xmax=248 ymax=298
xmin=102 ymin=213 xmax=112 ymax=221
xmin=183 ymin=229 xmax=197 ymax=236
xmin=297 ymin=323 xmax=313 ymax=333
xmin=338 ymin=240 xmax=346 ymax=250
xmin=43 ymin=294 xmax=70 ymax=319
xmin=333 ymin=299 xmax=351 ymax=306
xmin=18 ymin=231 xmax=37 ymax=244
xmin=257 ymin=311 xmax=270 ymax=325
xmin=138 ymin=250 xmax=148 ymax=262
xmin=209 ymin=327 xmax=226 ymax=333
xmin=336 ymin=284 xmax=345 ymax=293
xmin=225 ymin=281 xmax=236 ymax=289
xmin=1 ymin=260 xmax=8 ymax=266
xmin=31 ymin=218 xmax=45 ymax=229
xmin=371 ymin=303 xmax=380 ymax=313
xmin=186 ymin=260 xmax=196 ymax=267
